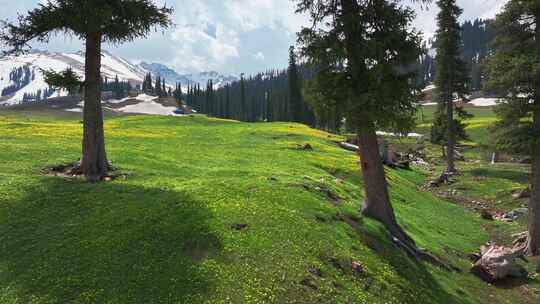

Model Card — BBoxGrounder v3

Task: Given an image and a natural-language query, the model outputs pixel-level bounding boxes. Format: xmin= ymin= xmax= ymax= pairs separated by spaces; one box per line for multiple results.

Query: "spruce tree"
xmin=42 ymin=67 xmax=82 ymax=96
xmin=484 ymin=0 xmax=540 ymax=264
xmin=431 ymin=0 xmax=471 ymax=173
xmin=155 ymin=76 xmax=162 ymax=97
xmin=225 ymin=84 xmax=231 ymax=118
xmin=114 ymin=74 xmax=121 ymax=99
xmin=288 ymin=46 xmax=303 ymax=123
xmin=162 ymin=78 xmax=166 ymax=97
xmin=1 ymin=0 xmax=172 ymax=181
xmin=240 ymin=74 xmax=246 ymax=121
xmin=297 ymin=0 xmax=428 ymax=256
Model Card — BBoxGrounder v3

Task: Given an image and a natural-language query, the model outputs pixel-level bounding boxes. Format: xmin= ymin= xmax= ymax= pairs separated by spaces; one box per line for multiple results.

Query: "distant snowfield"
xmin=376 ymin=131 xmax=424 ymax=138
xmin=468 ymin=98 xmax=499 ymax=107
xmin=65 ymin=108 xmax=82 ymax=113
xmin=422 ymin=98 xmax=500 ymax=107
xmin=117 ymin=95 xmax=180 ymax=116
xmin=65 ymin=94 xmax=181 ymax=116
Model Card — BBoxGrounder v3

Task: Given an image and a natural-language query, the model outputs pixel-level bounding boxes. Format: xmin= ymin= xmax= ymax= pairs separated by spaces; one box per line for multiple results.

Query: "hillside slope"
xmin=0 ymin=113 xmax=537 ymax=303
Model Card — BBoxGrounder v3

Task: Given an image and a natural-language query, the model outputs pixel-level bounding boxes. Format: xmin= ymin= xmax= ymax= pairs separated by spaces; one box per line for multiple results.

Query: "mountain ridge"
xmin=0 ymin=49 xmax=237 ymax=105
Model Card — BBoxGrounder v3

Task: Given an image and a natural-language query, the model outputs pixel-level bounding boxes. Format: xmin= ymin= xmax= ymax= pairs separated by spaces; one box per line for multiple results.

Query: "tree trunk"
xmin=446 ymin=90 xmax=456 ymax=173
xmin=528 ymin=12 xmax=540 ymax=271
xmin=338 ymin=0 xmax=416 ymax=249
xmin=81 ymin=32 xmax=108 ymax=182
xmin=358 ymin=123 xmax=416 ymax=248
xmin=527 ymin=102 xmax=540 ymax=259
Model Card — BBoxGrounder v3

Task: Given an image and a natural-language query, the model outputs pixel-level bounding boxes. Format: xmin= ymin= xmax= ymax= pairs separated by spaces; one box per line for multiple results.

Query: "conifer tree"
xmin=142 ymin=74 xmax=147 ymax=92
xmin=162 ymin=78 xmax=166 ymax=97
xmin=225 ymin=84 xmax=231 ymax=118
xmin=240 ymin=74 xmax=246 ymax=121
xmin=288 ymin=46 xmax=303 ymax=123
xmin=114 ymin=74 xmax=121 ymax=98
xmin=42 ymin=67 xmax=82 ymax=96
xmin=1 ymin=0 xmax=172 ymax=181
xmin=173 ymin=82 xmax=182 ymax=105
xmin=155 ymin=76 xmax=162 ymax=97
xmin=297 ymin=0 xmax=429 ymax=256
xmin=484 ymin=0 xmax=540 ymax=265
xmin=142 ymin=72 xmax=153 ymax=93
xmin=431 ymin=0 xmax=471 ymax=173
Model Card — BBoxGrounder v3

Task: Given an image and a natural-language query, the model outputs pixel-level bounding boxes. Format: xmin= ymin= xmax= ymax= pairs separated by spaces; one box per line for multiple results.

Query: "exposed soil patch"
xmin=230 ymin=223 xmax=248 ymax=231
xmin=319 ymin=253 xmax=368 ymax=279
xmin=290 ymin=143 xmax=314 ymax=151
xmin=295 ymin=182 xmax=342 ymax=205
xmin=44 ymin=161 xmax=129 ymax=181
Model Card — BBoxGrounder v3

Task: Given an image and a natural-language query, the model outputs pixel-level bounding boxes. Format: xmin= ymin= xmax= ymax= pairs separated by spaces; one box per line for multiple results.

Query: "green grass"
xmin=412 ymin=105 xmax=530 ymax=212
xmin=416 ymin=105 xmax=497 ymax=146
xmin=0 ymin=111 xmax=538 ymax=303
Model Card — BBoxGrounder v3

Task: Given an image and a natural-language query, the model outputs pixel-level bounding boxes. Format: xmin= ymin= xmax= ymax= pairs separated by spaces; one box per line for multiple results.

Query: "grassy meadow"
xmin=0 ymin=109 xmax=538 ymax=303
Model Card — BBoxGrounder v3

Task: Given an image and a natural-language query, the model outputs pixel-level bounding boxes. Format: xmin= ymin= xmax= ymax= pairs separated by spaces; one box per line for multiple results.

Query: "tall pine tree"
xmin=288 ymin=46 xmax=302 ymax=123
xmin=240 ymin=74 xmax=246 ymax=121
xmin=431 ymin=0 xmax=471 ymax=174
xmin=297 ymin=0 xmax=429 ymax=257
xmin=485 ymin=0 xmax=540 ymax=266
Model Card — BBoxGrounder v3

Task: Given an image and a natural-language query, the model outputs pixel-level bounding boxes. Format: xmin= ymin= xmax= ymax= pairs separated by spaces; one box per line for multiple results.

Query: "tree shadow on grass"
xmin=351 ymin=221 xmax=472 ymax=304
xmin=0 ymin=178 xmax=221 ymax=303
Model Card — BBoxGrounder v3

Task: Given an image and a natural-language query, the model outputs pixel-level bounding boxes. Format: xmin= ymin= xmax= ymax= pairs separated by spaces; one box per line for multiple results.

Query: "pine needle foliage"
xmin=1 ymin=0 xmax=173 ymax=55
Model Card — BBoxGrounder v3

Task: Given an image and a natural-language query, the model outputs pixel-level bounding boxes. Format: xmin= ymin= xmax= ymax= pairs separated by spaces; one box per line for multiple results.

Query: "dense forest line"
xmin=183 ymin=47 xmax=320 ymax=127
xmin=183 ymin=18 xmax=495 ymax=131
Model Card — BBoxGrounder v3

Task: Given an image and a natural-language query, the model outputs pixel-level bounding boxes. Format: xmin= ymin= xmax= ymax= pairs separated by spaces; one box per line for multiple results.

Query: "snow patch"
xmin=116 ymin=94 xmax=179 ymax=116
xmin=422 ymin=84 xmax=436 ymax=92
xmin=105 ymin=96 xmax=132 ymax=104
xmin=64 ymin=108 xmax=82 ymax=113
xmin=376 ymin=131 xmax=424 ymax=138
xmin=469 ymin=98 xmax=499 ymax=107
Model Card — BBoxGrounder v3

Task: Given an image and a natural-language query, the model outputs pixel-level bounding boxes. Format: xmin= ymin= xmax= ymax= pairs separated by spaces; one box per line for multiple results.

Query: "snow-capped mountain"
xmin=138 ymin=62 xmax=193 ymax=86
xmin=0 ymin=50 xmax=146 ymax=105
xmin=139 ymin=62 xmax=238 ymax=89
xmin=0 ymin=49 xmax=237 ymax=106
xmin=185 ymin=71 xmax=238 ymax=89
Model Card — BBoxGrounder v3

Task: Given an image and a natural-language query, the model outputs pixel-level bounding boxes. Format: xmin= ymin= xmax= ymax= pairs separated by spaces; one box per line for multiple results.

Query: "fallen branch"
xmin=338 ymin=141 xmax=359 ymax=152
xmin=390 ymin=234 xmax=460 ymax=272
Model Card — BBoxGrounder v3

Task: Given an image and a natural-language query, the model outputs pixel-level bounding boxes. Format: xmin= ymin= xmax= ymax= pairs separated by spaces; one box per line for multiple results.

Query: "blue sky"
xmin=0 ymin=0 xmax=508 ymax=75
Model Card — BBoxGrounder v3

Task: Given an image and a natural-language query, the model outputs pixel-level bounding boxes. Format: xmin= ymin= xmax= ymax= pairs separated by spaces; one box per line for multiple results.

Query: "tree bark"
xmin=527 ymin=11 xmax=540 ymax=267
xmin=81 ymin=32 xmax=108 ymax=182
xmin=358 ymin=123 xmax=416 ymax=248
xmin=527 ymin=100 xmax=540 ymax=258
xmin=446 ymin=88 xmax=456 ymax=173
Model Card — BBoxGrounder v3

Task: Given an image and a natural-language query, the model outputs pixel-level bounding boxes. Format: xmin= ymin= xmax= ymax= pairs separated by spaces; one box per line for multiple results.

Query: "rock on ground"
xmin=470 ymin=244 xmax=528 ymax=283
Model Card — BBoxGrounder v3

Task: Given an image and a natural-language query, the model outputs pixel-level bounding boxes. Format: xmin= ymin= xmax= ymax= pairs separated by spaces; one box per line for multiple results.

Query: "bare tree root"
xmin=429 ymin=171 xmax=450 ymax=187
xmin=386 ymin=224 xmax=460 ymax=272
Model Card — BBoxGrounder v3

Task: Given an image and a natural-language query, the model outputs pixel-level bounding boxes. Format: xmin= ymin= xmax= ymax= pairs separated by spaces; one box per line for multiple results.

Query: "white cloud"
xmin=224 ymin=0 xmax=308 ymax=33
xmin=1 ymin=0 xmax=510 ymax=74
xmin=412 ymin=0 xmax=509 ymax=40
xmin=170 ymin=24 xmax=239 ymax=72
xmin=253 ymin=52 xmax=265 ymax=61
